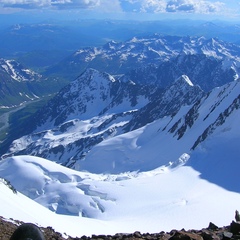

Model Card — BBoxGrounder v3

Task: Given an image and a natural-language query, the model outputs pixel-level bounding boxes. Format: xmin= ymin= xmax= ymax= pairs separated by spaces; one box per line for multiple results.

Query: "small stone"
xmin=80 ymin=236 xmax=88 ymax=240
xmin=133 ymin=231 xmax=142 ymax=238
xmin=222 ymin=231 xmax=233 ymax=239
xmin=207 ymin=223 xmax=219 ymax=231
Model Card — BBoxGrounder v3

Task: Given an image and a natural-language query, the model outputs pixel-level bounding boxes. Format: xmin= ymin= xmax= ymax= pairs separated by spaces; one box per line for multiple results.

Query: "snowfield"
xmin=0 ymin=152 xmax=240 ymax=237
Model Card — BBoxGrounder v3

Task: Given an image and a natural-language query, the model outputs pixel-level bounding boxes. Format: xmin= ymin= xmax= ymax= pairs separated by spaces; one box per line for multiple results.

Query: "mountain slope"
xmin=1 ymin=68 xmax=155 ymax=166
xmin=124 ymin=74 xmax=204 ymax=131
xmin=1 ymin=69 xmax=205 ymax=168
xmin=81 ymin=79 xmax=240 ymax=173
xmin=3 ymin=70 xmax=239 ymax=173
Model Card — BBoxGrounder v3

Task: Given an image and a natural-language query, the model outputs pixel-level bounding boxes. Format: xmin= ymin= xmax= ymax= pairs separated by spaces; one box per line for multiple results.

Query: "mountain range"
xmin=1 ymin=35 xmax=240 ymax=108
xmin=2 ymin=66 xmax=239 ymax=175
xmin=0 ymin=30 xmax=240 ymax=237
xmin=2 ymin=19 xmax=240 ymax=69
xmin=46 ymin=35 xmax=240 ymax=83
xmin=1 ymin=35 xmax=240 ymax=171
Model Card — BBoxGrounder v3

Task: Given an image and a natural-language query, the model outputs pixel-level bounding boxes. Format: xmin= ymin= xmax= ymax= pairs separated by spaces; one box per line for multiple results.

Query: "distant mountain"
xmin=0 ymin=24 xmax=79 ymax=68
xmin=123 ymin=53 xmax=239 ymax=91
xmin=0 ymin=23 xmax=95 ymax=69
xmin=45 ymin=35 xmax=240 ymax=84
xmin=2 ymin=19 xmax=240 ymax=68
xmin=0 ymin=58 xmax=41 ymax=82
xmin=0 ymin=58 xmax=42 ymax=107
xmin=0 ymin=58 xmax=67 ymax=107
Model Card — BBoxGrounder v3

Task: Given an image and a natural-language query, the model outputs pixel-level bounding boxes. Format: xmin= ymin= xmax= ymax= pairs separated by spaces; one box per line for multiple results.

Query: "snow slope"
xmin=80 ymin=79 xmax=240 ymax=174
xmin=0 ymin=154 xmax=240 ymax=237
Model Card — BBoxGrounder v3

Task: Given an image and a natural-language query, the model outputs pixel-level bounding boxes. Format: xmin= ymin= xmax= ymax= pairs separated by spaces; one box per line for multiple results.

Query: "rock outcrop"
xmin=1 ymin=215 xmax=240 ymax=240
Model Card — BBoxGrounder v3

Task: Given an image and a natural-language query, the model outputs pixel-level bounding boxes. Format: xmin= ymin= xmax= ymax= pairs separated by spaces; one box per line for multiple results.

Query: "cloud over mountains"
xmin=0 ymin=0 xmax=226 ymax=14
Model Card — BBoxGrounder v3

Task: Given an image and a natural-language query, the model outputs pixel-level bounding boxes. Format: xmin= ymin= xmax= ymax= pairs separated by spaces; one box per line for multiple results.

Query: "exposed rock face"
xmin=125 ymin=54 xmax=239 ymax=92
xmin=124 ymin=74 xmax=204 ymax=132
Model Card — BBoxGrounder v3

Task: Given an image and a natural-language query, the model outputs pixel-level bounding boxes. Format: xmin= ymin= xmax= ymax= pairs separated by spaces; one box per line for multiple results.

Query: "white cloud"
xmin=53 ymin=0 xmax=100 ymax=9
xmin=118 ymin=0 xmax=225 ymax=14
xmin=141 ymin=0 xmax=167 ymax=12
xmin=1 ymin=0 xmax=49 ymax=8
xmin=1 ymin=0 xmax=100 ymax=9
xmin=119 ymin=0 xmax=167 ymax=13
xmin=97 ymin=0 xmax=122 ymax=12
xmin=0 ymin=0 xmax=227 ymax=15
xmin=166 ymin=0 xmax=225 ymax=14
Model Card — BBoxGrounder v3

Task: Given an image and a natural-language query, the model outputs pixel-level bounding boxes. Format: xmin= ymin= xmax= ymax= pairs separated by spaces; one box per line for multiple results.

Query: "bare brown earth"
xmin=1 ymin=215 xmax=240 ymax=240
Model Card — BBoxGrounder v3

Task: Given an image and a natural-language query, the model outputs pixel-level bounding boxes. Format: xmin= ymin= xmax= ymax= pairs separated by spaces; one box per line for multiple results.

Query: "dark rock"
xmin=207 ymin=222 xmax=219 ymax=231
xmin=10 ymin=223 xmax=45 ymax=240
xmin=112 ymin=233 xmax=126 ymax=239
xmin=81 ymin=235 xmax=89 ymax=240
xmin=200 ymin=230 xmax=220 ymax=240
xmin=235 ymin=210 xmax=240 ymax=222
xmin=230 ymin=221 xmax=240 ymax=234
xmin=133 ymin=231 xmax=142 ymax=238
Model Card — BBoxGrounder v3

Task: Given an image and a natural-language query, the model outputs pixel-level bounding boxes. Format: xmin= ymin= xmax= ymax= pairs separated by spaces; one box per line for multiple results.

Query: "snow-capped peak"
xmin=0 ymin=58 xmax=41 ymax=82
xmin=80 ymin=68 xmax=116 ymax=83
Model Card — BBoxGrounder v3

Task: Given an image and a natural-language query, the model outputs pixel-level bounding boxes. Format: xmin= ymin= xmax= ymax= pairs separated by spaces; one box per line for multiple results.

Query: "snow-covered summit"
xmin=32 ymin=68 xmax=151 ymax=130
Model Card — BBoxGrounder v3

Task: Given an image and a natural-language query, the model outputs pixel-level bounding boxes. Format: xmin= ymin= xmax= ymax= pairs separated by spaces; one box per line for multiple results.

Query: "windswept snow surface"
xmin=0 ymin=155 xmax=240 ymax=237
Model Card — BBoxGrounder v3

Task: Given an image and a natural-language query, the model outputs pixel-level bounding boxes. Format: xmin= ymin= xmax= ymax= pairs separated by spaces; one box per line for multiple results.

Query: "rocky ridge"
xmin=1 ymin=216 xmax=240 ymax=240
xmin=124 ymin=53 xmax=239 ymax=92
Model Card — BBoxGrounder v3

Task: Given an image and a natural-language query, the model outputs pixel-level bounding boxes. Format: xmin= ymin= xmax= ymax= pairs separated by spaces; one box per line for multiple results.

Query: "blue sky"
xmin=0 ymin=0 xmax=240 ymax=21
